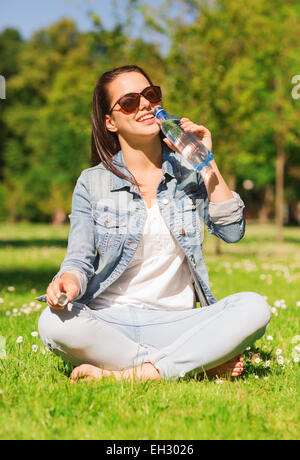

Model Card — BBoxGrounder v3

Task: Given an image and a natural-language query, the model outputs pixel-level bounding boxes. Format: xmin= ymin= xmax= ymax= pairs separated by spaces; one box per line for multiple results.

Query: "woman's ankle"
xmin=142 ymin=362 xmax=162 ymax=381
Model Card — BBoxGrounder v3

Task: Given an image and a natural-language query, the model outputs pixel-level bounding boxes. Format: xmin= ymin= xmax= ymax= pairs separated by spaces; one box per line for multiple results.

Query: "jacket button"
xmin=162 ymin=198 xmax=169 ymax=205
xmin=179 ymin=228 xmax=185 ymax=235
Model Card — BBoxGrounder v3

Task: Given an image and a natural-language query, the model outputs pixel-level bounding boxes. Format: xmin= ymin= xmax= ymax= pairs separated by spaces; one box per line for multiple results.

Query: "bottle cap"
xmin=153 ymin=107 xmax=167 ymax=119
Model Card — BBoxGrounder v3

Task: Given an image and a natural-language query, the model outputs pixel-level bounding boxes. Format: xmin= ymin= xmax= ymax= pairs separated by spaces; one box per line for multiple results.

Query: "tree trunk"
xmin=52 ymin=209 xmax=66 ymax=226
xmin=275 ymin=134 xmax=285 ymax=242
xmin=226 ymin=173 xmax=236 ymax=191
xmin=258 ymin=185 xmax=274 ymax=223
xmin=214 ymin=238 xmax=221 ymax=255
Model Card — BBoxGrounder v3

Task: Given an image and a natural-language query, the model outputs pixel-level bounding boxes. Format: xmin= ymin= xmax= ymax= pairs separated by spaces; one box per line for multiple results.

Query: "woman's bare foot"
xmin=70 ymin=362 xmax=162 ymax=383
xmin=204 ymin=355 xmax=244 ymax=378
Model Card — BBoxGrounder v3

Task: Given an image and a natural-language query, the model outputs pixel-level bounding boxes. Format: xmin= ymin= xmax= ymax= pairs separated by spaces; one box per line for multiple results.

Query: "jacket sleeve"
xmin=198 ymin=178 xmax=246 ymax=243
xmin=52 ymin=171 xmax=97 ymax=298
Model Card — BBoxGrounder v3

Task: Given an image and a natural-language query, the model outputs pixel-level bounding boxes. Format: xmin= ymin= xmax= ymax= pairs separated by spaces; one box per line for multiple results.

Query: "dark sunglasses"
xmin=109 ymin=85 xmax=162 ymax=114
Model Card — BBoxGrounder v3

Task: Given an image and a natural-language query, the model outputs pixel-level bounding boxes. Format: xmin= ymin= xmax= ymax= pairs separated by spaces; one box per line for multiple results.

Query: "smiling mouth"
xmin=136 ymin=113 xmax=155 ymax=122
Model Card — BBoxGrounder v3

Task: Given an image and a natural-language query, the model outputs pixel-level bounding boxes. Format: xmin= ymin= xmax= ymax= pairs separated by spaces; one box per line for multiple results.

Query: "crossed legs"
xmin=38 ymin=292 xmax=271 ymax=383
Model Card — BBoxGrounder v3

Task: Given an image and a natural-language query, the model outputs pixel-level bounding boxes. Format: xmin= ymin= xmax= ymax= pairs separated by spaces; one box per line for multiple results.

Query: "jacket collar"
xmin=110 ymin=143 xmax=181 ymax=192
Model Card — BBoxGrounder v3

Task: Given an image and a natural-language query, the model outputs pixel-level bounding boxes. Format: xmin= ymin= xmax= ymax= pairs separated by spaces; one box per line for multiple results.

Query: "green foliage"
xmin=164 ymin=0 xmax=299 ymax=179
xmin=0 ymin=1 xmax=299 ymax=223
xmin=0 ymin=17 xmax=164 ymax=222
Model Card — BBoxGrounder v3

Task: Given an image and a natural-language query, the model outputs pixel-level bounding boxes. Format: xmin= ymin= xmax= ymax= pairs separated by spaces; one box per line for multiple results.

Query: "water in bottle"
xmin=154 ymin=106 xmax=213 ymax=174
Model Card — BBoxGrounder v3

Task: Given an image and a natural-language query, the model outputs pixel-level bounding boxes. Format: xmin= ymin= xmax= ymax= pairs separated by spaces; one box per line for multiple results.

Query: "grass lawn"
xmin=0 ymin=221 xmax=299 ymax=440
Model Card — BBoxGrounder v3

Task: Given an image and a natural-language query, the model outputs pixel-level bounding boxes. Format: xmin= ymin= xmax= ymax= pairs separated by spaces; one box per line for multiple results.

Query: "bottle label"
xmin=163 ymin=121 xmax=182 ymax=144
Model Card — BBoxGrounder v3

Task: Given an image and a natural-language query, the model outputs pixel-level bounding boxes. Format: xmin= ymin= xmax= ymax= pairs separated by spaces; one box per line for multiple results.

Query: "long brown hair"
xmin=91 ymin=65 xmax=159 ymax=186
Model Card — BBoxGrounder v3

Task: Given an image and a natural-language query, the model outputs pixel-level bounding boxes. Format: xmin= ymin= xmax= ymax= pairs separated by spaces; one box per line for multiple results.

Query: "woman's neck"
xmin=119 ymin=135 xmax=163 ymax=174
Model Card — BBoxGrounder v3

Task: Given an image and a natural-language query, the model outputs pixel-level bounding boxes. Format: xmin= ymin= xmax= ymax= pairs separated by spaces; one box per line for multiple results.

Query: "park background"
xmin=0 ymin=0 xmax=299 ymax=440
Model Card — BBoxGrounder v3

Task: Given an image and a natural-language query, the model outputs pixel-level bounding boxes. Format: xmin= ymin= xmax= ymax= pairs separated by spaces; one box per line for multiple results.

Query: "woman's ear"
xmin=105 ymin=114 xmax=118 ymax=133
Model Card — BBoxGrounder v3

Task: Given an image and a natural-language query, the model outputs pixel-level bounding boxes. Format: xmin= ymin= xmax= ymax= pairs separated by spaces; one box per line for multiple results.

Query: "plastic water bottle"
xmin=154 ymin=106 xmax=213 ymax=173
xmin=57 ymin=293 xmax=69 ymax=307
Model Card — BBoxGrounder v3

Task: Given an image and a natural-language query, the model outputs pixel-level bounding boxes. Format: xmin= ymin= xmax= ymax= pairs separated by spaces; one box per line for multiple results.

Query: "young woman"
xmin=38 ymin=65 xmax=271 ymax=383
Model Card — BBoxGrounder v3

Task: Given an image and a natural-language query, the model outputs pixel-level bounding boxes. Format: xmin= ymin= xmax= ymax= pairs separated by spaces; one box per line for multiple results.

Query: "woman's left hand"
xmin=163 ymin=117 xmax=212 ymax=153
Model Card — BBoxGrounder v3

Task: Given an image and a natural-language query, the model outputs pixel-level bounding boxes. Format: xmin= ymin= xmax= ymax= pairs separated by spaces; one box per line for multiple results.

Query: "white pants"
xmin=38 ymin=291 xmax=271 ymax=380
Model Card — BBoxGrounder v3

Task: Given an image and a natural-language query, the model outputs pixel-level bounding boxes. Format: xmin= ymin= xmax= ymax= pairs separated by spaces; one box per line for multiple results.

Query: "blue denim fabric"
xmin=49 ymin=144 xmax=245 ymax=307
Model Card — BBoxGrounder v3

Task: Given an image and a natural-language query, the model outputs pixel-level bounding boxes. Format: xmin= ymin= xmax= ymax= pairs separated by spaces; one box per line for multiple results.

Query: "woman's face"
xmin=105 ymin=72 xmax=161 ymax=143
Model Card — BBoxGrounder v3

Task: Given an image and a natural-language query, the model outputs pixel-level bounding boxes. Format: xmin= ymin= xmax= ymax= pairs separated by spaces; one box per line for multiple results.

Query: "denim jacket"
xmin=49 ymin=144 xmax=245 ymax=307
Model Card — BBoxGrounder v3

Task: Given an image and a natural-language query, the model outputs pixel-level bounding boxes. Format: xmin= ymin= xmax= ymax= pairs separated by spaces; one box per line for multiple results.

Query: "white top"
xmin=88 ymin=202 xmax=196 ymax=311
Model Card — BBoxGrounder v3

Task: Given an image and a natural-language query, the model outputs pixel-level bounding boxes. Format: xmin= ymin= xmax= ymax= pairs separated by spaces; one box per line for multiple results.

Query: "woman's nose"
xmin=139 ymin=95 xmax=151 ymax=111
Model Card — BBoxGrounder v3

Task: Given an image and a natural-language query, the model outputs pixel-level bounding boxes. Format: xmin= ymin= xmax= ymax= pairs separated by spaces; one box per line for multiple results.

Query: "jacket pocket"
xmin=92 ymin=205 xmax=128 ymax=254
xmin=176 ymin=195 xmax=198 ymax=236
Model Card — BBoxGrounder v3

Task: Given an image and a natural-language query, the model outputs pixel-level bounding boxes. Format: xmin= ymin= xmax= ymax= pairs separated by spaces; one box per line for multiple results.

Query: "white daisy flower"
xmin=266 ymin=335 xmax=273 ymax=341
xmin=31 ymin=331 xmax=38 ymax=337
xmin=275 ymin=348 xmax=282 ymax=355
xmin=16 ymin=336 xmax=23 ymax=343
xmin=294 ymin=357 xmax=299 ymax=363
xmin=32 ymin=345 xmax=38 ymax=352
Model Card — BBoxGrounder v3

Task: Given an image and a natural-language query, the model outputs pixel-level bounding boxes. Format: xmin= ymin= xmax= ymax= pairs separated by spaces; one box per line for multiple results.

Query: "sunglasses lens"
xmin=119 ymin=94 xmax=140 ymax=113
xmin=143 ymin=86 xmax=162 ymax=103
xmin=117 ymin=86 xmax=162 ymax=113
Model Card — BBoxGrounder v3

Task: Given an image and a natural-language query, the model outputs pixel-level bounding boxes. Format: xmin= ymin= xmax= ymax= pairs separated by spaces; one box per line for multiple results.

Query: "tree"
xmin=0 ymin=16 xmax=165 ymax=222
xmin=0 ymin=28 xmax=23 ymax=218
xmin=138 ymin=0 xmax=300 ymax=240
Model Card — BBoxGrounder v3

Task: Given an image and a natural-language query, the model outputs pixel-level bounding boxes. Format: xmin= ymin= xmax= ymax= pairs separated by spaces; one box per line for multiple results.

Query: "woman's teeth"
xmin=138 ymin=114 xmax=154 ymax=122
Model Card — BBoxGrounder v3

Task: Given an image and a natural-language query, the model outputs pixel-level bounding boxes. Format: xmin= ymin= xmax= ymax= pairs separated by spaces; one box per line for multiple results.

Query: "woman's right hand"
xmin=46 ymin=273 xmax=80 ymax=309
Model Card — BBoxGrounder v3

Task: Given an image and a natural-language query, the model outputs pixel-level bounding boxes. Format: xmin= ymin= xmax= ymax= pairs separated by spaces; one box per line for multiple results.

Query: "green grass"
xmin=0 ymin=222 xmax=299 ymax=440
